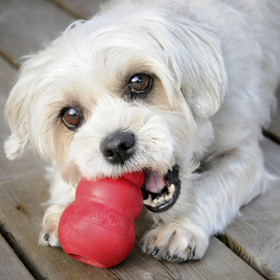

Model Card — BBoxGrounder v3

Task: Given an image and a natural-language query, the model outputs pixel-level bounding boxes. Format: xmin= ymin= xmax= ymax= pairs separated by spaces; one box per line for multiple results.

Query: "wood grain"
xmin=50 ymin=0 xmax=103 ymax=19
xmin=220 ymin=139 xmax=280 ymax=280
xmin=0 ymin=0 xmax=74 ymax=61
xmin=0 ymin=234 xmax=34 ymax=280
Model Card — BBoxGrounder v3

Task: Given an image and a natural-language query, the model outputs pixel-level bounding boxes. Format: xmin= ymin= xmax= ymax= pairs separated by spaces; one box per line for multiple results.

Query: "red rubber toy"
xmin=58 ymin=171 xmax=144 ymax=268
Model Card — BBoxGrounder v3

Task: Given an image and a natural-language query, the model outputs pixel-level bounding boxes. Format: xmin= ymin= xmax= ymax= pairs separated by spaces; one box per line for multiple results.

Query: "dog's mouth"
xmin=141 ymin=165 xmax=181 ymax=213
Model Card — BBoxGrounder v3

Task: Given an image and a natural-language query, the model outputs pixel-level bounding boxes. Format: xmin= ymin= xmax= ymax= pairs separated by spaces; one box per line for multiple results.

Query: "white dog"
xmin=4 ymin=0 xmax=280 ymax=262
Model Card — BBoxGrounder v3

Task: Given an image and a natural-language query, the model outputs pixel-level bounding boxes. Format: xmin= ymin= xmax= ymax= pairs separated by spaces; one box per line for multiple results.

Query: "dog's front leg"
xmin=39 ymin=170 xmax=75 ymax=247
xmin=193 ymin=142 xmax=266 ymax=236
xmin=142 ymin=142 xmax=266 ymax=262
xmin=39 ymin=204 xmax=69 ymax=247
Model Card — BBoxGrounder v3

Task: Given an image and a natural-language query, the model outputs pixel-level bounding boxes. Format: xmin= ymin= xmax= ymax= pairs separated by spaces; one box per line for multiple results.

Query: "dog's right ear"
xmin=169 ymin=18 xmax=228 ymax=119
xmin=144 ymin=11 xmax=228 ymax=119
xmin=4 ymin=51 xmax=52 ymax=160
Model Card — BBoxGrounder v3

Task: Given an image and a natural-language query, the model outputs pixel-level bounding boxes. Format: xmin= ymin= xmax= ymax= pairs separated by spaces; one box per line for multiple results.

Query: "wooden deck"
xmin=0 ymin=1 xmax=279 ymax=279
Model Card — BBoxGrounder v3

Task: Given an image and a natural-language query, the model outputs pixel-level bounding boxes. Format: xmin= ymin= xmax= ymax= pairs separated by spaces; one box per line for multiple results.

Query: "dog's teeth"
xmin=165 ymin=185 xmax=175 ymax=201
xmin=165 ymin=193 xmax=172 ymax=201
xmin=143 ymin=198 xmax=149 ymax=204
xmin=168 ymin=184 xmax=175 ymax=195
xmin=151 ymin=198 xmax=158 ymax=206
xmin=143 ymin=184 xmax=176 ymax=208
xmin=143 ymin=194 xmax=153 ymax=205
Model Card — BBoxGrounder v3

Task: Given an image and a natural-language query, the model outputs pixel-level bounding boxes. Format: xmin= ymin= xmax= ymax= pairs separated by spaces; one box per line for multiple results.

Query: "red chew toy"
xmin=58 ymin=172 xmax=144 ymax=268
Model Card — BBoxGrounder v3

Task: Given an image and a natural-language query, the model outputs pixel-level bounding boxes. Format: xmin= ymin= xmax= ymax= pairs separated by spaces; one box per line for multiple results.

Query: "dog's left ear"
xmin=166 ymin=17 xmax=228 ymax=118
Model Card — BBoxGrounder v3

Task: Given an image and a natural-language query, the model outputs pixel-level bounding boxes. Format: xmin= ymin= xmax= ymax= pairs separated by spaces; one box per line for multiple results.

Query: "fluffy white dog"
xmin=4 ymin=0 xmax=280 ymax=262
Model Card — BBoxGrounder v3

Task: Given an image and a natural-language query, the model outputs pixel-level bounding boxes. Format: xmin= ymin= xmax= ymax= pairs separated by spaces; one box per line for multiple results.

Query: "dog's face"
xmin=4 ymin=8 xmax=226 ymax=212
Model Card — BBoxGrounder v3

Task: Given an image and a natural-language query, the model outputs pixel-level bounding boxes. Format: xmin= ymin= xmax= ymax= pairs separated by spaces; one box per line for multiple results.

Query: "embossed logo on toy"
xmin=93 ymin=209 xmax=120 ymax=227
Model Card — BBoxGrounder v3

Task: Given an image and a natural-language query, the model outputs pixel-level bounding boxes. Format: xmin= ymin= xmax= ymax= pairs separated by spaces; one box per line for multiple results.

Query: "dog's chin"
xmin=141 ymin=165 xmax=181 ymax=213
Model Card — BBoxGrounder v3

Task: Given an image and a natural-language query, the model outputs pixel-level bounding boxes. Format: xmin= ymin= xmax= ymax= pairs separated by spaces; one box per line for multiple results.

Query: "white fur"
xmin=4 ymin=0 xmax=280 ymax=261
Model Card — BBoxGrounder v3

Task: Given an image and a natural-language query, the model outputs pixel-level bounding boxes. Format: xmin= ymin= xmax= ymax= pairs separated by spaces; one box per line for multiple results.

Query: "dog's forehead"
xmin=50 ymin=39 xmax=165 ymax=102
xmin=59 ymin=10 xmax=175 ymax=74
xmin=38 ymin=10 xmax=181 ymax=111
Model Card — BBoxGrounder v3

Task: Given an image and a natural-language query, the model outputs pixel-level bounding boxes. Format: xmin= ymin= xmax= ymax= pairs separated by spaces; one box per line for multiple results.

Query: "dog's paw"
xmin=39 ymin=228 xmax=60 ymax=248
xmin=141 ymin=222 xmax=209 ymax=262
xmin=38 ymin=205 xmax=65 ymax=247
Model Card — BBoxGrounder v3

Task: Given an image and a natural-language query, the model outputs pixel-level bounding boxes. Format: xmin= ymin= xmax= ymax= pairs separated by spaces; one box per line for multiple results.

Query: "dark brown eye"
xmin=61 ymin=107 xmax=83 ymax=130
xmin=128 ymin=74 xmax=153 ymax=97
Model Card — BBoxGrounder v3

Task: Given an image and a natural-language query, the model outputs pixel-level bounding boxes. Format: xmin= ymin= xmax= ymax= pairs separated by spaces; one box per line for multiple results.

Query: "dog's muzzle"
xmin=100 ymin=131 xmax=180 ymax=212
xmin=141 ymin=165 xmax=181 ymax=213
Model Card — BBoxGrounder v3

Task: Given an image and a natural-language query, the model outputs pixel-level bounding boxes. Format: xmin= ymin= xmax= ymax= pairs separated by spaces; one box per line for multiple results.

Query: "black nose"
xmin=100 ymin=131 xmax=136 ymax=164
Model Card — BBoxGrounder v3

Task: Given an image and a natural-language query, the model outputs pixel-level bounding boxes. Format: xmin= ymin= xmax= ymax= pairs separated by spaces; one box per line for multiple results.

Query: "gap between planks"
xmin=0 ymin=47 xmax=20 ymax=69
xmin=217 ymin=233 xmax=277 ymax=280
xmin=48 ymin=0 xmax=86 ymax=20
xmin=0 ymin=220 xmax=43 ymax=280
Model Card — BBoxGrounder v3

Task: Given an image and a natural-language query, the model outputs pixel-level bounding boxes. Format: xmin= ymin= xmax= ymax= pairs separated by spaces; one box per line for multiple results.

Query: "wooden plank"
xmin=220 ymin=138 xmax=280 ymax=280
xmin=0 ymin=234 xmax=34 ymax=280
xmin=50 ymin=0 xmax=103 ymax=19
xmin=0 ymin=56 xmax=264 ymax=280
xmin=0 ymin=0 xmax=74 ymax=62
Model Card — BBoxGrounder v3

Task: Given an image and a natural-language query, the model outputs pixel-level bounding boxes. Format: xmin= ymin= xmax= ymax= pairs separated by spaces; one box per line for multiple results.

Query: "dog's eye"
xmin=61 ymin=107 xmax=83 ymax=130
xmin=128 ymin=74 xmax=153 ymax=97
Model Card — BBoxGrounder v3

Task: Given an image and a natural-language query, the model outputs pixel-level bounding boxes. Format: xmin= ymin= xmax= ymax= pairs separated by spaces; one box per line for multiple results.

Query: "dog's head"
xmin=4 ymin=7 xmax=227 ymax=212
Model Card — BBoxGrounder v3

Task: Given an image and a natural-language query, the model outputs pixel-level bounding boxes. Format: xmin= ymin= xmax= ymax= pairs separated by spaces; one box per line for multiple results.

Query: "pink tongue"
xmin=144 ymin=170 xmax=165 ymax=193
